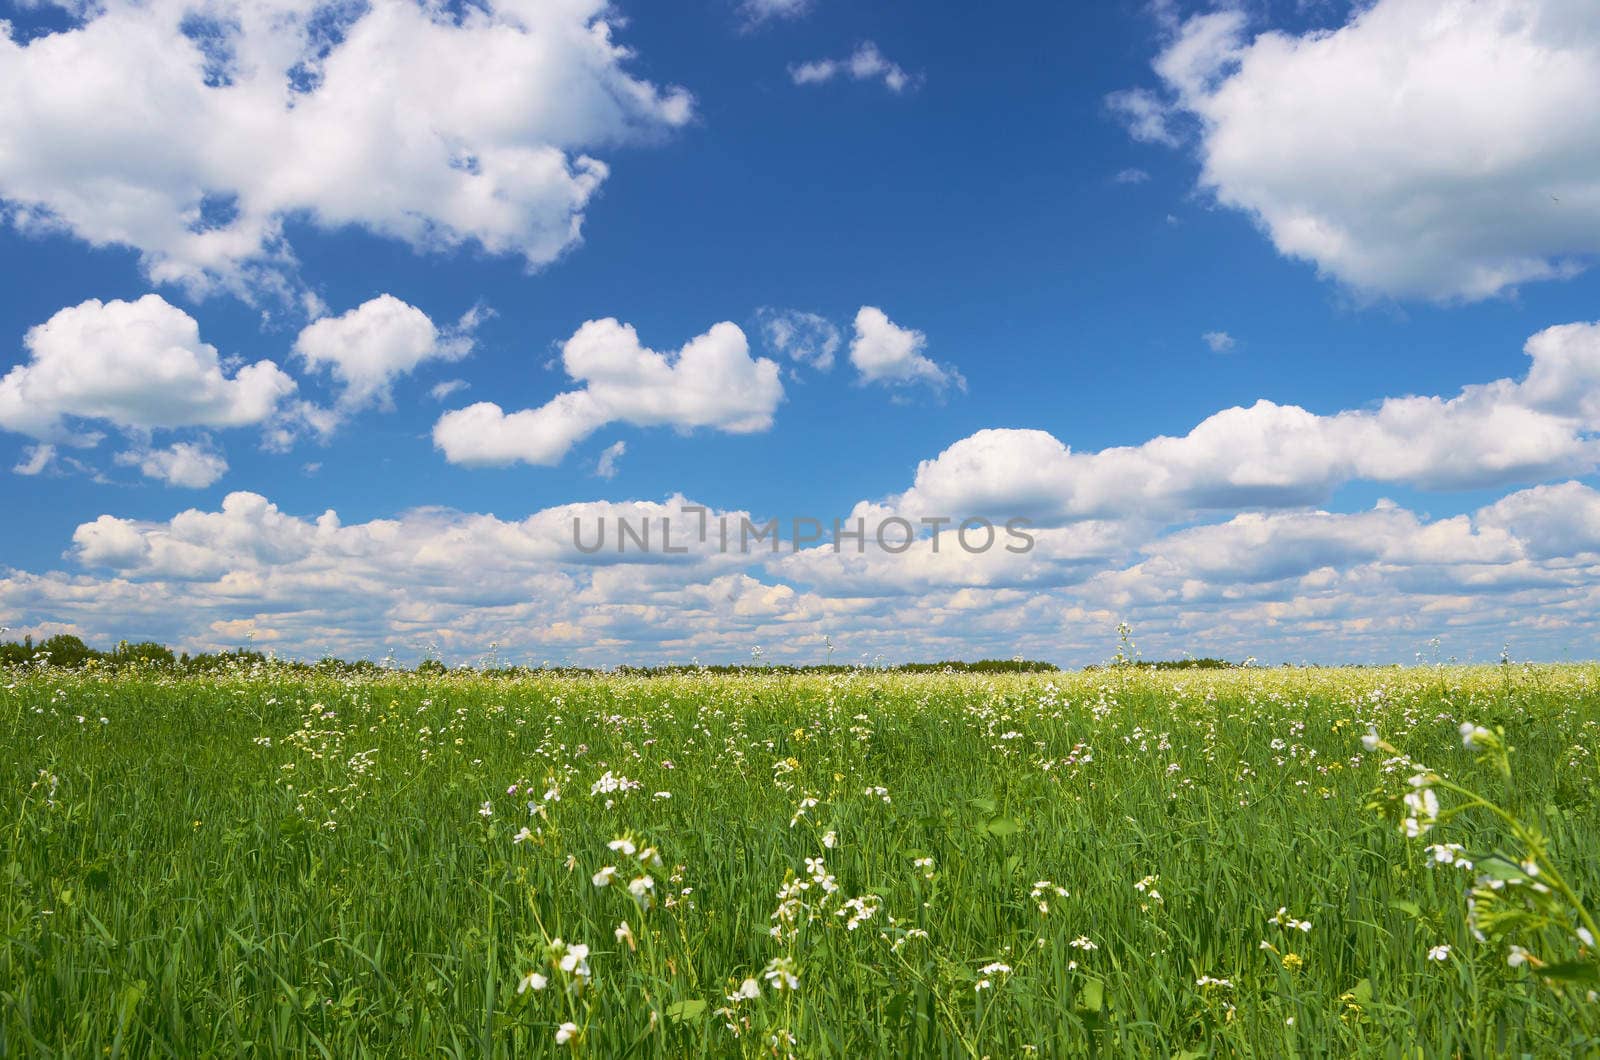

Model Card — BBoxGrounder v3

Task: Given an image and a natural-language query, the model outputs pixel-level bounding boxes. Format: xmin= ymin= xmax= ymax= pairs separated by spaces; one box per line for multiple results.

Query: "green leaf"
xmin=1389 ymin=899 xmax=1421 ymax=918
xmin=666 ymin=998 xmax=707 ymax=1023
xmin=1539 ymin=961 xmax=1600 ymax=985
xmin=1348 ymin=977 xmax=1373 ymax=1006
xmin=984 ymin=816 xmax=1021 ymax=837
xmin=1076 ymin=979 xmax=1104 ymax=1013
xmin=968 ymin=797 xmax=998 ymax=815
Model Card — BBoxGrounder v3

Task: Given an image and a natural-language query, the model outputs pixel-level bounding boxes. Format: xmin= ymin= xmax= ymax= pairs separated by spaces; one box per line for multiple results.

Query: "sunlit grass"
xmin=3 ymin=662 xmax=1598 ymax=1055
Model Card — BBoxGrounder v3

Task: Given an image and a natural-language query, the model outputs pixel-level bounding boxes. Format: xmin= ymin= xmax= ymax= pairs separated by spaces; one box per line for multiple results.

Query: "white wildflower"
xmin=763 ymin=956 xmax=799 ymax=991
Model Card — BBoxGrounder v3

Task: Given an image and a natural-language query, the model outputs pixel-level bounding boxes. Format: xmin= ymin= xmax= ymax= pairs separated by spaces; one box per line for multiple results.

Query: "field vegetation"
xmin=4 ymin=658 xmax=1598 ymax=1055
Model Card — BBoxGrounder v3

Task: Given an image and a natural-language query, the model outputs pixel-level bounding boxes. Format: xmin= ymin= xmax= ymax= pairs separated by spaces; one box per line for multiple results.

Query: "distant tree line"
xmin=0 ymin=634 xmax=282 ymax=672
xmin=1083 ymin=657 xmax=1239 ymax=671
xmin=0 ymin=635 xmax=1061 ymax=675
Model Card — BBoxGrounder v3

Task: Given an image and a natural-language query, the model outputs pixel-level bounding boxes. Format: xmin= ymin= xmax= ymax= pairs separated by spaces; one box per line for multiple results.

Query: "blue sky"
xmin=2 ymin=0 xmax=1599 ymax=665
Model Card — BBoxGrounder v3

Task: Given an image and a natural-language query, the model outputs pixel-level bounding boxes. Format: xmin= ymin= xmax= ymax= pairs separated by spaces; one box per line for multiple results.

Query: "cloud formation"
xmin=6 ymin=477 xmax=1599 ymax=666
xmin=896 ymin=319 xmax=1600 ymax=522
xmin=5 ymin=311 xmax=1598 ymax=662
xmin=0 ymin=294 xmax=295 ymax=446
xmin=0 ymin=0 xmax=692 ymax=295
xmin=433 ymin=318 xmax=784 ymax=467
xmin=759 ymin=308 xmax=841 ymax=371
xmin=294 ymin=295 xmax=474 ymax=413
xmin=115 ymin=440 xmax=229 ymax=488
xmin=791 ymin=42 xmax=916 ymax=93
xmin=849 ymin=307 xmax=963 ymax=391
xmin=1117 ymin=0 xmax=1600 ymax=300
xmin=595 ymin=440 xmax=626 ymax=480
xmin=739 ymin=0 xmax=812 ymax=27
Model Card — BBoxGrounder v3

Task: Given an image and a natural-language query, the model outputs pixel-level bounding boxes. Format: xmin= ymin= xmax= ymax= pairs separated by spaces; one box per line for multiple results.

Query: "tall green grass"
xmin=3 ymin=663 xmax=1598 ymax=1056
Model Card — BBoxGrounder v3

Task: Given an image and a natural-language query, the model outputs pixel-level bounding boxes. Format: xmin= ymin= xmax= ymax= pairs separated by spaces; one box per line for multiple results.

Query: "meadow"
xmin=3 ymin=661 xmax=1599 ymax=1056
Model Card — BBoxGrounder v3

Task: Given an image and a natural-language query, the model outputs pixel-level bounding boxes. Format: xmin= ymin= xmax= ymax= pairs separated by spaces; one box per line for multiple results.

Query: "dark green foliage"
xmin=0 ymin=636 xmax=1058 ymax=675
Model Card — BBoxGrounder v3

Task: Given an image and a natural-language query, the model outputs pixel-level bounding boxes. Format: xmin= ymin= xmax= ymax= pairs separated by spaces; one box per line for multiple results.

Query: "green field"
xmin=4 ymin=663 xmax=1599 ymax=1056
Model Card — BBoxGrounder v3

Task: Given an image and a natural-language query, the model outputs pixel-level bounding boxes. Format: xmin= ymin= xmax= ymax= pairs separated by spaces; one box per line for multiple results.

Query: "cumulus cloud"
xmin=1478 ymin=481 xmax=1600 ymax=560
xmin=434 ymin=318 xmax=784 ymax=467
xmin=0 ymin=294 xmax=295 ymax=445
xmin=0 ymin=0 xmax=692 ymax=295
xmin=849 ymin=307 xmax=963 ymax=391
xmin=294 ymin=295 xmax=474 ymax=413
xmin=1117 ymin=0 xmax=1600 ymax=300
xmin=1202 ymin=330 xmax=1235 ymax=353
xmin=776 ymin=508 xmax=1126 ymax=596
xmin=430 ymin=379 xmax=469 ymax=402
xmin=6 ymin=479 xmax=1600 ymax=665
xmin=67 ymin=490 xmax=745 ymax=580
xmin=1113 ymin=167 xmax=1151 ymax=185
xmin=758 ymin=308 xmax=841 ymax=371
xmin=790 ymin=42 xmax=917 ymax=93
xmin=896 ymin=318 xmax=1600 ymax=523
xmin=1138 ymin=503 xmax=1523 ymax=586
xmin=115 ymin=440 xmax=228 ymax=488
xmin=31 ymin=491 xmax=813 ymax=660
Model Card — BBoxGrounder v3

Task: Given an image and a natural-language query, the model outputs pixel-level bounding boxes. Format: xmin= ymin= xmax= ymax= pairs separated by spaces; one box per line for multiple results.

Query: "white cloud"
xmin=1113 ymin=167 xmax=1151 ymax=184
xmin=1138 ymin=503 xmax=1522 ymax=586
xmin=595 ymin=440 xmax=626 ymax=479
xmin=13 ymin=443 xmax=54 ymax=476
xmin=294 ymin=295 xmax=473 ymax=412
xmin=790 ymin=42 xmax=916 ymax=93
xmin=849 ymin=307 xmax=963 ymax=391
xmin=1106 ymin=87 xmax=1179 ymax=146
xmin=0 ymin=0 xmax=692 ymax=295
xmin=115 ymin=440 xmax=228 ymax=488
xmin=6 ymin=480 xmax=1600 ymax=665
xmin=0 ymin=294 xmax=295 ymax=445
xmin=740 ymin=0 xmax=812 ymax=27
xmin=1203 ymin=330 xmax=1236 ymax=353
xmin=776 ymin=508 xmax=1128 ymax=596
xmin=1477 ymin=481 xmax=1600 ymax=560
xmin=430 ymin=379 xmax=469 ymax=402
xmin=895 ymin=319 xmax=1600 ymax=522
xmin=759 ymin=308 xmax=841 ymax=370
xmin=434 ymin=318 xmax=784 ymax=467
xmin=1123 ymin=0 xmax=1600 ymax=300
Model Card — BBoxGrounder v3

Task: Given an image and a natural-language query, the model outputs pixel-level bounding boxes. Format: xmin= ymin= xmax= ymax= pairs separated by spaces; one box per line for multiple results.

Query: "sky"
xmin=1 ymin=0 xmax=1599 ymax=667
